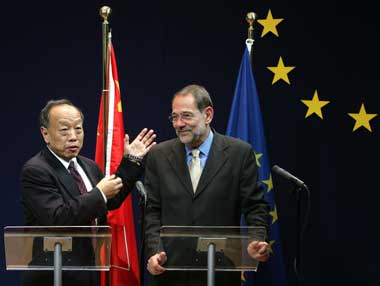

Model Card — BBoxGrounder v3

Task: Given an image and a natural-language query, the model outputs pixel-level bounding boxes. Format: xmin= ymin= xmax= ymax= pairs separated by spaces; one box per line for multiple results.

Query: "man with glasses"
xmin=144 ymin=84 xmax=270 ymax=286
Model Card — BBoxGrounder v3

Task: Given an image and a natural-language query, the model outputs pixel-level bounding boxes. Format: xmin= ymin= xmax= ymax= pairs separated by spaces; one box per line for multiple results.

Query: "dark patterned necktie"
xmin=68 ymin=161 xmax=87 ymax=195
xmin=68 ymin=161 xmax=97 ymax=230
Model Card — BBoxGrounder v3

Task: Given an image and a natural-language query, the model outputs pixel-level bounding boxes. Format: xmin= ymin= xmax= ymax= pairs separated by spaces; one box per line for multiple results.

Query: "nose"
xmin=68 ymin=129 xmax=78 ymax=141
xmin=173 ymin=118 xmax=186 ymax=128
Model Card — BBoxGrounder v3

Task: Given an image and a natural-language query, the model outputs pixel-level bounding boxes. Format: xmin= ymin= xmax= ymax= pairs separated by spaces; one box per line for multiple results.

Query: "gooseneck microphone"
xmin=135 ymin=180 xmax=147 ymax=203
xmin=272 ymin=164 xmax=311 ymax=286
xmin=135 ymin=180 xmax=147 ymax=286
xmin=271 ymin=165 xmax=306 ymax=189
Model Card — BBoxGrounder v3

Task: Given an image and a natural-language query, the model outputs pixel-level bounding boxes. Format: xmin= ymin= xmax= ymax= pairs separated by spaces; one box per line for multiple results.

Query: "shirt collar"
xmin=185 ymin=129 xmax=214 ymax=156
xmin=47 ymin=146 xmax=78 ymax=170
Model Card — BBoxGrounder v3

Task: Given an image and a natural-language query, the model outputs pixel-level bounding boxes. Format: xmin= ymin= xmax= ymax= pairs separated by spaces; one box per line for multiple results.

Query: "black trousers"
xmin=148 ymin=271 xmax=241 ymax=286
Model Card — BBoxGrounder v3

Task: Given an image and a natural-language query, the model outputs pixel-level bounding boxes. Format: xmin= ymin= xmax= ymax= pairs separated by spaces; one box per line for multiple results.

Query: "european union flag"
xmin=226 ymin=46 xmax=287 ymax=286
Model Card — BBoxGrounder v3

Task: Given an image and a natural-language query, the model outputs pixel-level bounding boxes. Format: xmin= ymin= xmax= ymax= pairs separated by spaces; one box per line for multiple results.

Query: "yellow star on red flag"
xmin=348 ymin=103 xmax=377 ymax=132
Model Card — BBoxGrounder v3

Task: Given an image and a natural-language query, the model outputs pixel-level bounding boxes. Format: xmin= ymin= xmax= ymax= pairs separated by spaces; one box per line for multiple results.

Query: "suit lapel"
xmin=42 ymin=148 xmax=81 ymax=198
xmin=195 ymin=133 xmax=228 ymax=197
xmin=167 ymin=139 xmax=194 ymax=196
xmin=77 ymin=156 xmax=98 ymax=188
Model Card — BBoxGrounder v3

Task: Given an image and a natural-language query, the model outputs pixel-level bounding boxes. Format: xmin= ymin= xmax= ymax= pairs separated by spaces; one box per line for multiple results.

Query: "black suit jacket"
xmin=20 ymin=147 xmax=143 ymax=286
xmin=144 ymin=132 xmax=269 ymax=286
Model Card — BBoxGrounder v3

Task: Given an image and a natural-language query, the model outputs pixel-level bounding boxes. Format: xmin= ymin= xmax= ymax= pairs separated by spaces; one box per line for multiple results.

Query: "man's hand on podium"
xmin=147 ymin=251 xmax=167 ymax=275
xmin=247 ymin=241 xmax=270 ymax=262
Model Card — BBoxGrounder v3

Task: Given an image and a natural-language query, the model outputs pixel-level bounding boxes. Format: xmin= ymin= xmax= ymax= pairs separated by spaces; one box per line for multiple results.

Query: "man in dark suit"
xmin=20 ymin=99 xmax=156 ymax=286
xmin=144 ymin=84 xmax=270 ymax=286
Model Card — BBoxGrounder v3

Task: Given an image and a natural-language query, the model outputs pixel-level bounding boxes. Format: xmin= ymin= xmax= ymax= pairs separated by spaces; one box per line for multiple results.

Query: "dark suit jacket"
xmin=20 ymin=147 xmax=143 ymax=286
xmin=144 ymin=132 xmax=269 ymax=286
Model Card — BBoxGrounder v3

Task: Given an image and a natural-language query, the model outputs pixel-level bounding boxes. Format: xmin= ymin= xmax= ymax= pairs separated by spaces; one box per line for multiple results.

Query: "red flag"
xmin=95 ymin=41 xmax=140 ymax=286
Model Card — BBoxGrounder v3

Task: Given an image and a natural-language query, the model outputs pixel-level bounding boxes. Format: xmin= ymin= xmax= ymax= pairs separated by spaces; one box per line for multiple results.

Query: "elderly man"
xmin=21 ymin=99 xmax=156 ymax=286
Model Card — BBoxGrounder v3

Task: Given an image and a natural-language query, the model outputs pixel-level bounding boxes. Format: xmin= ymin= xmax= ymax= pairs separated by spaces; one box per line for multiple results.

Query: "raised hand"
xmin=124 ymin=128 xmax=156 ymax=158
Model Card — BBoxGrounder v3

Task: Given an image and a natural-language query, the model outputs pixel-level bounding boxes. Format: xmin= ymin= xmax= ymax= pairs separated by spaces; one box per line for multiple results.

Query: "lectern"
xmin=4 ymin=226 xmax=112 ymax=286
xmin=160 ymin=226 xmax=266 ymax=286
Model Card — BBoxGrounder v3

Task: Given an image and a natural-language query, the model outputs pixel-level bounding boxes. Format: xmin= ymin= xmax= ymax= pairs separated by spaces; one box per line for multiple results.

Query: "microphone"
xmin=271 ymin=165 xmax=306 ymax=189
xmin=135 ymin=180 xmax=147 ymax=202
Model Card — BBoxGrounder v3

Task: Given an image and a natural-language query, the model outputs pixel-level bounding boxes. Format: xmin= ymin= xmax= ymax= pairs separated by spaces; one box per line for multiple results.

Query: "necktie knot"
xmin=68 ymin=160 xmax=76 ymax=172
xmin=191 ymin=149 xmax=200 ymax=159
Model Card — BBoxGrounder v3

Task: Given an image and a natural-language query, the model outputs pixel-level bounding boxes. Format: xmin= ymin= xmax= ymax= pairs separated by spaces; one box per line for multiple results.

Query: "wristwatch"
xmin=124 ymin=153 xmax=143 ymax=165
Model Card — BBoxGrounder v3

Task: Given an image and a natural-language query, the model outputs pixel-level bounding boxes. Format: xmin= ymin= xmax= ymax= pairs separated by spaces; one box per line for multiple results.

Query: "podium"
xmin=160 ymin=226 xmax=266 ymax=286
xmin=4 ymin=226 xmax=112 ymax=286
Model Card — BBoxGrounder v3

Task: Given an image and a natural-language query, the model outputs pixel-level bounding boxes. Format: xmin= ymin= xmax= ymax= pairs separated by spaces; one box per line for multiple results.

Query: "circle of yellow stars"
xmin=241 ymin=7 xmax=377 ymax=269
xmin=257 ymin=9 xmax=378 ymax=133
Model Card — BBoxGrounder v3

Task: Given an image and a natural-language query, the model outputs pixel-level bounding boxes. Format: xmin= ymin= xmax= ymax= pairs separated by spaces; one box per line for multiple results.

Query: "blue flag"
xmin=226 ymin=47 xmax=288 ymax=286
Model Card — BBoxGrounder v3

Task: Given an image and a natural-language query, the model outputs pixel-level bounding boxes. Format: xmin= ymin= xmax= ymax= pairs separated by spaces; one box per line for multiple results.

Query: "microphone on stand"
xmin=135 ymin=180 xmax=147 ymax=203
xmin=271 ymin=164 xmax=311 ymax=286
xmin=271 ymin=165 xmax=306 ymax=190
xmin=135 ymin=180 xmax=147 ymax=286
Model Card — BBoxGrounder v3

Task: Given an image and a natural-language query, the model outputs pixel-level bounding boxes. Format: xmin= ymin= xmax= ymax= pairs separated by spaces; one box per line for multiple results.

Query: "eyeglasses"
xmin=168 ymin=112 xmax=197 ymax=123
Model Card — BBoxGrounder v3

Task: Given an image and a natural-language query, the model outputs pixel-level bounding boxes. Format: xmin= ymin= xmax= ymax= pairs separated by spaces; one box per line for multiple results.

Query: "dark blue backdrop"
xmin=1 ymin=1 xmax=379 ymax=285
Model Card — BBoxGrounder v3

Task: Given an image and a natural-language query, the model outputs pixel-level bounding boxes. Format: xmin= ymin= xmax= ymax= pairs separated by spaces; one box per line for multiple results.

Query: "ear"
xmin=40 ymin=127 xmax=50 ymax=144
xmin=203 ymin=106 xmax=214 ymax=124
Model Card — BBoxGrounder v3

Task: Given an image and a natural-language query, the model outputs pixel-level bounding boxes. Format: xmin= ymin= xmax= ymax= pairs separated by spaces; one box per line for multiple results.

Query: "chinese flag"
xmin=95 ymin=41 xmax=140 ymax=286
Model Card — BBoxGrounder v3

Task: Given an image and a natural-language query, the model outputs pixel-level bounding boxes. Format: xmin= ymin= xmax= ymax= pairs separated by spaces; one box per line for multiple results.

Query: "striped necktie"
xmin=68 ymin=161 xmax=87 ymax=195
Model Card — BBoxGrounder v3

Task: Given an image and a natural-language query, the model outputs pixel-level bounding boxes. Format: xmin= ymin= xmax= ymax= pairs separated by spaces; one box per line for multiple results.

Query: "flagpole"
xmin=245 ymin=12 xmax=257 ymax=64
xmin=245 ymin=12 xmax=265 ymax=108
xmin=99 ymin=8 xmax=111 ymax=286
xmin=100 ymin=6 xmax=111 ymax=171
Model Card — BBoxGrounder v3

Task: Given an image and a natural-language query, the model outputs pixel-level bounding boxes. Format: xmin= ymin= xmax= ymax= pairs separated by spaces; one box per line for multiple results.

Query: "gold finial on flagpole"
xmin=245 ymin=12 xmax=257 ymax=60
xmin=99 ymin=5 xmax=111 ymax=91
xmin=246 ymin=12 xmax=257 ymax=44
xmin=99 ymin=6 xmax=112 ymax=171
xmin=100 ymin=6 xmax=112 ymax=23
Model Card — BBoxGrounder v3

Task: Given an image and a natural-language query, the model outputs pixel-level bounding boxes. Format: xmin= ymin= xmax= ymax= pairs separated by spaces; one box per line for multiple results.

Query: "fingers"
xmin=247 ymin=241 xmax=270 ymax=262
xmin=136 ymin=128 xmax=156 ymax=146
xmin=147 ymin=264 xmax=165 ymax=275
xmin=157 ymin=251 xmax=167 ymax=264
xmin=257 ymin=250 xmax=270 ymax=262
xmin=147 ymin=252 xmax=167 ymax=275
xmin=136 ymin=128 xmax=149 ymax=142
xmin=96 ymin=175 xmax=123 ymax=199
xmin=145 ymin=141 xmax=157 ymax=152
xmin=105 ymin=174 xmax=123 ymax=188
xmin=133 ymin=128 xmax=155 ymax=143
xmin=124 ymin=134 xmax=130 ymax=145
xmin=257 ymin=243 xmax=268 ymax=255
xmin=124 ymin=128 xmax=157 ymax=158
xmin=112 ymin=175 xmax=123 ymax=189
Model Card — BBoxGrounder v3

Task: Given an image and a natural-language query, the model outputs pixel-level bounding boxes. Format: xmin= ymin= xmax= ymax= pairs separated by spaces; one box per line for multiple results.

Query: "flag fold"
xmin=226 ymin=47 xmax=287 ymax=286
xmin=95 ymin=41 xmax=140 ymax=286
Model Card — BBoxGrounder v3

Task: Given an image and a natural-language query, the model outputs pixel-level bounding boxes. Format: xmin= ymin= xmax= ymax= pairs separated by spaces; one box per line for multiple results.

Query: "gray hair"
xmin=40 ymin=99 xmax=84 ymax=128
xmin=173 ymin=84 xmax=213 ymax=111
